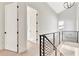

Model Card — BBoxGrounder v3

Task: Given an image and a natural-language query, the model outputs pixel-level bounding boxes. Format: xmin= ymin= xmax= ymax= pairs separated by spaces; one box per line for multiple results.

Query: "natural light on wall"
xmin=58 ymin=21 xmax=64 ymax=30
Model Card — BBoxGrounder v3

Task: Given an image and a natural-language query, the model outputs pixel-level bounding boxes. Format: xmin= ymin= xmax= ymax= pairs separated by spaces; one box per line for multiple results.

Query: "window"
xmin=58 ymin=21 xmax=64 ymax=30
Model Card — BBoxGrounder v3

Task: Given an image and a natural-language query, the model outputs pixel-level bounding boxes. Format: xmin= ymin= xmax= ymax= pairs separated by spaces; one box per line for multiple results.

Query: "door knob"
xmin=4 ymin=32 xmax=6 ymax=34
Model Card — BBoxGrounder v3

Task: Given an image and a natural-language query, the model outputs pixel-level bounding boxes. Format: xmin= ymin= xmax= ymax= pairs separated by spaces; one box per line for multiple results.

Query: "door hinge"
xmin=36 ymin=13 xmax=38 ymax=16
xmin=17 ymin=44 xmax=19 ymax=47
xmin=17 ymin=6 xmax=19 ymax=8
xmin=36 ymin=22 xmax=38 ymax=24
xmin=17 ymin=32 xmax=19 ymax=34
xmin=36 ymin=30 xmax=38 ymax=32
xmin=17 ymin=18 xmax=19 ymax=21
xmin=4 ymin=32 xmax=6 ymax=34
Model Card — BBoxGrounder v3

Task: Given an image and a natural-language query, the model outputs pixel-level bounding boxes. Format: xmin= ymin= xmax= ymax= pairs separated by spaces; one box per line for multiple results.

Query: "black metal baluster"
xmin=40 ymin=35 xmax=42 ymax=56
xmin=53 ymin=33 xmax=55 ymax=50
xmin=77 ymin=32 xmax=78 ymax=43
xmin=62 ymin=31 xmax=63 ymax=41
xmin=59 ymin=32 xmax=60 ymax=44
xmin=43 ymin=35 xmax=45 ymax=56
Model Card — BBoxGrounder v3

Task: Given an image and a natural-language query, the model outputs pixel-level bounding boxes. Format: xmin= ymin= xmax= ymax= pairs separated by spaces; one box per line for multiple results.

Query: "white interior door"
xmin=27 ymin=6 xmax=37 ymax=43
xmin=5 ymin=3 xmax=17 ymax=52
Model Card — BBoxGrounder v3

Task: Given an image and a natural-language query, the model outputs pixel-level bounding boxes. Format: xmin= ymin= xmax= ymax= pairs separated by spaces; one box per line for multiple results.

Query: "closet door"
xmin=5 ymin=3 xmax=17 ymax=52
xmin=27 ymin=6 xmax=37 ymax=43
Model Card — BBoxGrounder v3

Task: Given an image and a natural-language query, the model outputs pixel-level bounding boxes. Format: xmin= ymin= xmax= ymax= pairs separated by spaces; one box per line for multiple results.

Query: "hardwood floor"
xmin=0 ymin=40 xmax=39 ymax=56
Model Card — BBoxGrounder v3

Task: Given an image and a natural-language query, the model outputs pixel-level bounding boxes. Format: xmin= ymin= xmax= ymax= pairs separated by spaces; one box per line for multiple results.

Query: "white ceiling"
xmin=0 ymin=2 xmax=12 ymax=5
xmin=0 ymin=2 xmax=67 ymax=14
xmin=47 ymin=2 xmax=66 ymax=13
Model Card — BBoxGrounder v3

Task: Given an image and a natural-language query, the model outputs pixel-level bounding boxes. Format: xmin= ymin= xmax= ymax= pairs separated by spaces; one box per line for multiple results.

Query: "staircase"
xmin=40 ymin=31 xmax=79 ymax=56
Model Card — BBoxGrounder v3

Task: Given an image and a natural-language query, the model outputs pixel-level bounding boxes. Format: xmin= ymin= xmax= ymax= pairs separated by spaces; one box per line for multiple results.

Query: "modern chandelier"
xmin=64 ymin=2 xmax=75 ymax=9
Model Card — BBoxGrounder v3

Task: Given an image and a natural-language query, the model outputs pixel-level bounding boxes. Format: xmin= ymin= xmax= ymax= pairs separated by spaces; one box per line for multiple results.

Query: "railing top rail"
xmin=40 ymin=31 xmax=79 ymax=35
xmin=40 ymin=32 xmax=59 ymax=35
xmin=63 ymin=31 xmax=79 ymax=32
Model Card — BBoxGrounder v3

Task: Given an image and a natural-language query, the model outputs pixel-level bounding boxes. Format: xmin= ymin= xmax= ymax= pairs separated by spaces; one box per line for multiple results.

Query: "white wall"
xmin=0 ymin=3 xmax=5 ymax=49
xmin=17 ymin=2 xmax=27 ymax=53
xmin=27 ymin=2 xmax=58 ymax=35
xmin=76 ymin=3 xmax=79 ymax=31
xmin=58 ymin=4 xmax=77 ymax=31
xmin=58 ymin=4 xmax=78 ymax=42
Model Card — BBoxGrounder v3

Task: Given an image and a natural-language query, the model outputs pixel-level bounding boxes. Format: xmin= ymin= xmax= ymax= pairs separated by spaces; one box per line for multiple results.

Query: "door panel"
xmin=5 ymin=3 xmax=17 ymax=52
xmin=27 ymin=6 xmax=37 ymax=43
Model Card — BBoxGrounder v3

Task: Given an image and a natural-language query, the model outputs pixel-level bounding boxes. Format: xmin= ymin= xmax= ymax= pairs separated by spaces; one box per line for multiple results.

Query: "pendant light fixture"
xmin=64 ymin=2 xmax=75 ymax=9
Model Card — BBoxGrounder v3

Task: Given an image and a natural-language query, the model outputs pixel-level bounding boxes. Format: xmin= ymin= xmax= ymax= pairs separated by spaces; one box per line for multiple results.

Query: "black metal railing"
xmin=40 ymin=34 xmax=57 ymax=56
xmin=62 ymin=31 xmax=79 ymax=43
xmin=40 ymin=31 xmax=79 ymax=56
